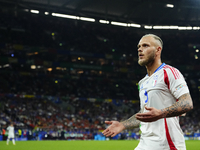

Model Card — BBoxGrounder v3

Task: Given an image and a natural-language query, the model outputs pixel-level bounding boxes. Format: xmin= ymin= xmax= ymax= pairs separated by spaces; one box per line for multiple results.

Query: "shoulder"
xmin=163 ymin=64 xmax=182 ymax=80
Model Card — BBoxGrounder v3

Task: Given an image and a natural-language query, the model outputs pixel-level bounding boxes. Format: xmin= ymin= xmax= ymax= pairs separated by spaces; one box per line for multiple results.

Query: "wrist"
xmin=120 ymin=122 xmax=126 ymax=130
xmin=160 ymin=109 xmax=166 ymax=118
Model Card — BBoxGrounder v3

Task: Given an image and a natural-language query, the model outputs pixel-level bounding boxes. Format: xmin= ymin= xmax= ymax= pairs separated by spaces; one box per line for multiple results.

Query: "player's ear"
xmin=157 ymin=46 xmax=161 ymax=52
xmin=156 ymin=46 xmax=162 ymax=54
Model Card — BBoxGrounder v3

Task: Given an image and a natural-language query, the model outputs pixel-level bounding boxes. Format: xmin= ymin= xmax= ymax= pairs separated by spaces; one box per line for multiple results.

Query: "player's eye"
xmin=143 ymin=44 xmax=148 ymax=47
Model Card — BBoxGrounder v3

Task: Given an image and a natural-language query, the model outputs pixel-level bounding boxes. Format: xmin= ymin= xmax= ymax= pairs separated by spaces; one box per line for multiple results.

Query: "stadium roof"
xmin=0 ymin=0 xmax=200 ymax=26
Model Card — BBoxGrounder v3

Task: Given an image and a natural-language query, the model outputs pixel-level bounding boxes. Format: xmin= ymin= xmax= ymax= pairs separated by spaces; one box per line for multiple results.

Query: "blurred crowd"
xmin=0 ymin=9 xmax=200 ymax=140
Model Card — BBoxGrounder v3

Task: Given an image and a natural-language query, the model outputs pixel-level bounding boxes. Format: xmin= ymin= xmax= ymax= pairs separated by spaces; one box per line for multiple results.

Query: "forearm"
xmin=121 ymin=112 xmax=141 ymax=129
xmin=161 ymin=93 xmax=193 ymax=118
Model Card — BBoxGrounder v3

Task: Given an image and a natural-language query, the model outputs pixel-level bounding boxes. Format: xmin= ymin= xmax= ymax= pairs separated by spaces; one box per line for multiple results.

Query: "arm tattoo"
xmin=121 ymin=111 xmax=141 ymax=129
xmin=161 ymin=93 xmax=193 ymax=118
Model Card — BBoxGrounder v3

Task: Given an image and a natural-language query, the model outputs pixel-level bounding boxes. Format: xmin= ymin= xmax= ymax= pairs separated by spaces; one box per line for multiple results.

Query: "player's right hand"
xmin=102 ymin=121 xmax=125 ymax=137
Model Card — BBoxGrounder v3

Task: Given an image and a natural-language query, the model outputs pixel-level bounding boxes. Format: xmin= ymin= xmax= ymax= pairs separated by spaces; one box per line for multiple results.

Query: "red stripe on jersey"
xmin=164 ymin=118 xmax=177 ymax=150
xmin=164 ymin=69 xmax=170 ymax=89
xmin=163 ymin=65 xmax=181 ymax=80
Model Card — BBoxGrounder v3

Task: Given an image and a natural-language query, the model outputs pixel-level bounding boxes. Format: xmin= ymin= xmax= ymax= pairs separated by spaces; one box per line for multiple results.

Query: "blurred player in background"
xmin=102 ymin=34 xmax=193 ymax=150
xmin=6 ymin=123 xmax=16 ymax=145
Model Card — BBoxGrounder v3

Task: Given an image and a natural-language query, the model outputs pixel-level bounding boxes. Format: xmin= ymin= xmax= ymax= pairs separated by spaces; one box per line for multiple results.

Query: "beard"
xmin=138 ymin=51 xmax=155 ymax=66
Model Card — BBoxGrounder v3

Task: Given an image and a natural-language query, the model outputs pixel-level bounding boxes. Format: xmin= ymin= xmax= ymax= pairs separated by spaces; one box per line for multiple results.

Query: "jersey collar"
xmin=146 ymin=63 xmax=166 ymax=76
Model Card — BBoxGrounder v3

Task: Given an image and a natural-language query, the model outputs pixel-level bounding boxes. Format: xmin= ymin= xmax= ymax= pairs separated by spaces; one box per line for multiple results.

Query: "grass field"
xmin=0 ymin=140 xmax=200 ymax=150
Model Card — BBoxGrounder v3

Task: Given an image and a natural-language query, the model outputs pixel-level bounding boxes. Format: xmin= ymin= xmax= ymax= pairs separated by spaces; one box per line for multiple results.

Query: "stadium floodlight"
xmin=3 ymin=64 xmax=10 ymax=68
xmin=79 ymin=17 xmax=95 ymax=22
xmin=99 ymin=20 xmax=109 ymax=24
xmin=178 ymin=27 xmax=187 ymax=30
xmin=31 ymin=65 xmax=36 ymax=69
xmin=144 ymin=26 xmax=152 ymax=29
xmin=111 ymin=21 xmax=127 ymax=27
xmin=186 ymin=27 xmax=192 ymax=30
xmin=153 ymin=26 xmax=178 ymax=29
xmin=193 ymin=27 xmax=200 ymax=30
xmin=178 ymin=26 xmax=192 ymax=30
xmin=129 ymin=23 xmax=141 ymax=28
xmin=166 ymin=4 xmax=174 ymax=8
xmin=153 ymin=26 xmax=164 ymax=29
xmin=45 ymin=12 xmax=49 ymax=15
xmin=30 ymin=10 xmax=39 ymax=14
xmin=52 ymin=13 xmax=78 ymax=19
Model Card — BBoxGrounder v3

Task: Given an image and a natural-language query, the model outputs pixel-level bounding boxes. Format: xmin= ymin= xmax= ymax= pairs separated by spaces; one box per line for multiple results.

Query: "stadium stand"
xmin=0 ymin=8 xmax=200 ymax=141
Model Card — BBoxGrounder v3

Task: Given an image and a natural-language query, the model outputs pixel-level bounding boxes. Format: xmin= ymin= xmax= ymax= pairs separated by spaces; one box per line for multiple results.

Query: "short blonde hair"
xmin=143 ymin=34 xmax=163 ymax=49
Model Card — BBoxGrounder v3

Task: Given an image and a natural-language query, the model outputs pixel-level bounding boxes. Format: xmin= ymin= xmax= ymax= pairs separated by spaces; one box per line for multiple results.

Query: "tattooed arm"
xmin=121 ymin=111 xmax=141 ymax=129
xmin=102 ymin=111 xmax=141 ymax=137
xmin=161 ymin=93 xmax=193 ymax=118
xmin=136 ymin=93 xmax=193 ymax=122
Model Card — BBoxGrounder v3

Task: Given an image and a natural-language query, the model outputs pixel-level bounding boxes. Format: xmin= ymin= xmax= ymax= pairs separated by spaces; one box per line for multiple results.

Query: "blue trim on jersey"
xmin=154 ymin=63 xmax=166 ymax=73
xmin=146 ymin=63 xmax=166 ymax=76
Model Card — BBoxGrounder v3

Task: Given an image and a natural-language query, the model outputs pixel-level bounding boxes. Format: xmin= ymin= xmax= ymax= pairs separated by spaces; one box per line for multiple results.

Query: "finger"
xmin=102 ymin=129 xmax=111 ymax=134
xmin=103 ymin=131 xmax=112 ymax=137
xmin=111 ymin=132 xmax=117 ymax=137
xmin=136 ymin=118 xmax=155 ymax=122
xmin=102 ymin=128 xmax=110 ymax=134
xmin=136 ymin=112 xmax=151 ymax=116
xmin=105 ymin=121 xmax=112 ymax=124
xmin=145 ymin=106 xmax=153 ymax=110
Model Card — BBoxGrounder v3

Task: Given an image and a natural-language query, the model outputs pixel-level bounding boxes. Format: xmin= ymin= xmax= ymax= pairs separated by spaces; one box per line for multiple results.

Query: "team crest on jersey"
xmin=152 ymin=75 xmax=158 ymax=87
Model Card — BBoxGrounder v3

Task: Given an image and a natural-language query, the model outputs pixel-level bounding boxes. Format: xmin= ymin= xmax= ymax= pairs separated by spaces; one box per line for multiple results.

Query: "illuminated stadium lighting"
xmin=31 ymin=65 xmax=36 ymax=69
xmin=178 ymin=26 xmax=192 ymax=30
xmin=47 ymin=68 xmax=52 ymax=71
xmin=52 ymin=13 xmax=78 ymax=20
xmin=169 ymin=26 xmax=179 ymax=29
xmin=129 ymin=23 xmax=141 ymax=28
xmin=111 ymin=21 xmax=127 ymax=27
xmin=79 ymin=17 xmax=95 ymax=22
xmin=77 ymin=71 xmax=84 ymax=74
xmin=166 ymin=4 xmax=174 ymax=8
xmin=3 ymin=64 xmax=10 ymax=68
xmin=153 ymin=26 xmax=165 ymax=29
xmin=45 ymin=12 xmax=49 ymax=15
xmin=99 ymin=20 xmax=109 ymax=24
xmin=186 ymin=27 xmax=192 ymax=30
xmin=144 ymin=26 xmax=152 ymax=29
xmin=153 ymin=26 xmax=178 ymax=29
xmin=193 ymin=27 xmax=200 ymax=30
xmin=30 ymin=10 xmax=39 ymax=14
xmin=196 ymin=49 xmax=199 ymax=53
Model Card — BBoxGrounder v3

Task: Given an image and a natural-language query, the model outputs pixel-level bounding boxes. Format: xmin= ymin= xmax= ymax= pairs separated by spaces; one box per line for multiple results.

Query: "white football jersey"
xmin=7 ymin=126 xmax=15 ymax=138
xmin=135 ymin=63 xmax=189 ymax=150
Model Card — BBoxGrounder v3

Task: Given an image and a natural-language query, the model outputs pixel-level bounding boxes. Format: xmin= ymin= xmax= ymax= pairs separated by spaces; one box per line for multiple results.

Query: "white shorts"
xmin=8 ymin=134 xmax=15 ymax=139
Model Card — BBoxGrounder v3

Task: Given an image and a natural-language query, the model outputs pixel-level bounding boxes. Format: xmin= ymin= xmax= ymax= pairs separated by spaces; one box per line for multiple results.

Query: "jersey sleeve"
xmin=164 ymin=67 xmax=190 ymax=99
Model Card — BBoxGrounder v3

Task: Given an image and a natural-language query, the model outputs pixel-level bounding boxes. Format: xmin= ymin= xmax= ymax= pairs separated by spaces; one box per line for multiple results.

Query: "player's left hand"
xmin=135 ymin=106 xmax=163 ymax=122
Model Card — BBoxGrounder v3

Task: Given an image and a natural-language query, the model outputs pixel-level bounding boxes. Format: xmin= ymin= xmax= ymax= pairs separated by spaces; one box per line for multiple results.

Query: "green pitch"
xmin=0 ymin=140 xmax=199 ymax=150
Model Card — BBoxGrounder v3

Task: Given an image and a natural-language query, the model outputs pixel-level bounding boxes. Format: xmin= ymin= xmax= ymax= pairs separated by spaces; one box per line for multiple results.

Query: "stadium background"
xmin=0 ymin=0 xmax=200 ymax=143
